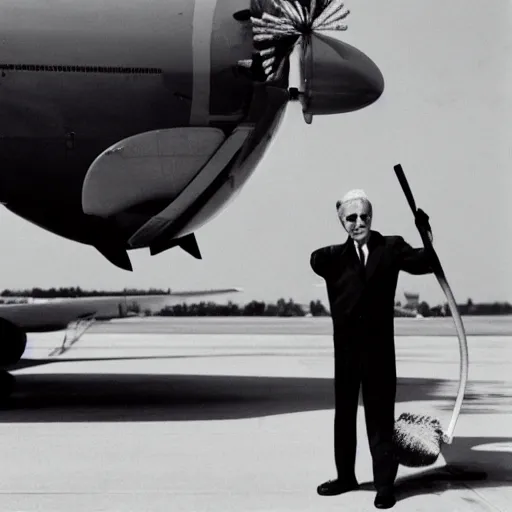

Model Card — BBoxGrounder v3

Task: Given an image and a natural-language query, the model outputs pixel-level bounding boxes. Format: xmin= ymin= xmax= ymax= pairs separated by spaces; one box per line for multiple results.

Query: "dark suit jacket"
xmin=310 ymin=230 xmax=433 ymax=359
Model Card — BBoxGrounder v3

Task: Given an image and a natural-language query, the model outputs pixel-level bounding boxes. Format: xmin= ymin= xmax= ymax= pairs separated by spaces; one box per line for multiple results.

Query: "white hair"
xmin=336 ymin=189 xmax=373 ymax=216
xmin=341 ymin=189 xmax=368 ymax=203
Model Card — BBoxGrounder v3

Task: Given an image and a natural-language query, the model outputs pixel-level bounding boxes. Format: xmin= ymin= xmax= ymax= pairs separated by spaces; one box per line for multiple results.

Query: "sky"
xmin=0 ymin=0 xmax=510 ymax=307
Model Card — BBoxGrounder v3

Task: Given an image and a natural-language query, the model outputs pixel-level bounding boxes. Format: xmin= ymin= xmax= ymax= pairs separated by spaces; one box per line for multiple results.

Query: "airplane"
xmin=0 ymin=0 xmax=384 ymax=269
xmin=0 ymin=287 xmax=241 ymax=397
xmin=0 ymin=0 xmax=384 ymax=394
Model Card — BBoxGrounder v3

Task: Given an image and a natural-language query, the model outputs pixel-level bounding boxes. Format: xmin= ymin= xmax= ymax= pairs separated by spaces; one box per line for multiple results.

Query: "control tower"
xmin=404 ymin=292 xmax=420 ymax=310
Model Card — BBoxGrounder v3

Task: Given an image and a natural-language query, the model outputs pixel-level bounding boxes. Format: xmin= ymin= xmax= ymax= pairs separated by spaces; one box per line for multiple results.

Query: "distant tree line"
xmin=157 ymin=299 xmax=330 ymax=317
xmin=0 ymin=289 xmax=510 ymax=316
xmin=395 ymin=298 xmax=512 ymax=317
xmin=0 ymin=287 xmax=170 ymax=298
xmin=444 ymin=299 xmax=512 ymax=316
xmin=157 ymin=300 xmax=512 ymax=317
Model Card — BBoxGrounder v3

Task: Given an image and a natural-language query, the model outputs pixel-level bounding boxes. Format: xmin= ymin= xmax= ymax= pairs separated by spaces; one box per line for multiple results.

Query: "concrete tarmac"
xmin=2 ymin=317 xmax=512 ymax=511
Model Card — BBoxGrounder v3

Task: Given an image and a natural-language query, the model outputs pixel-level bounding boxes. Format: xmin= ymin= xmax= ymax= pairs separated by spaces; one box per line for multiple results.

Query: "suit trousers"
xmin=333 ymin=343 xmax=398 ymax=492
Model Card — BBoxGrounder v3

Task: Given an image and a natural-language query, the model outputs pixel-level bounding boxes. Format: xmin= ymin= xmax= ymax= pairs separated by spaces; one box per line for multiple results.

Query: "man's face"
xmin=339 ymin=199 xmax=372 ymax=245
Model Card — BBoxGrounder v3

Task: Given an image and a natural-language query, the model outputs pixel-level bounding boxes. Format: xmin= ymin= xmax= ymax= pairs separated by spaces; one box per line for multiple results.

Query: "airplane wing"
xmin=0 ymin=288 xmax=242 ymax=333
xmin=165 ymin=288 xmax=242 ymax=298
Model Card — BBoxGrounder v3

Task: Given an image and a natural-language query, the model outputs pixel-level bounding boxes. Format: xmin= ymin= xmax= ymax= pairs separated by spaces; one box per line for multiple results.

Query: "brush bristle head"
xmin=393 ymin=413 xmax=445 ymax=467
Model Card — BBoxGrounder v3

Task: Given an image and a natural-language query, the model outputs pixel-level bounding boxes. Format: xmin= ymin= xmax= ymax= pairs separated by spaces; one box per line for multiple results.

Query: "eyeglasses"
xmin=344 ymin=214 xmax=371 ymax=223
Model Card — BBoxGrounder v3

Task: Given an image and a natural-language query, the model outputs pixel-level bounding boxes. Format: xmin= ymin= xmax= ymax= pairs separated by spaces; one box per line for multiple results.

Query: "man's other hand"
xmin=415 ymin=208 xmax=433 ymax=243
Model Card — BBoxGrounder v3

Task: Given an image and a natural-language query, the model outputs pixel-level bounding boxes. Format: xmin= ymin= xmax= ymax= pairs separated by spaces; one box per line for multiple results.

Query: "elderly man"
xmin=310 ymin=189 xmax=434 ymax=509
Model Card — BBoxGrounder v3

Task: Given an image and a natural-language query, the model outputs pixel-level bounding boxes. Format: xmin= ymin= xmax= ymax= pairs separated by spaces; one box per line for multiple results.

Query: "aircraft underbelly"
xmin=0 ymin=72 xmax=188 ymax=206
xmin=0 ymin=0 xmax=301 ymax=257
xmin=0 ymin=0 xmax=254 ymax=202
xmin=0 ymin=72 xmax=190 ymax=139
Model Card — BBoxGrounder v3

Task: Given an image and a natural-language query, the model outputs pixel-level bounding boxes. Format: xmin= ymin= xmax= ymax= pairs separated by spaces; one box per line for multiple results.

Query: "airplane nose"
xmin=299 ymin=32 xmax=384 ymax=117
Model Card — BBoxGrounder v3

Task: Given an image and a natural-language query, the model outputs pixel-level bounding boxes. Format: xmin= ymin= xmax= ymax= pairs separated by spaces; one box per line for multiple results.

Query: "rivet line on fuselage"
xmin=0 ymin=64 xmax=163 ymax=74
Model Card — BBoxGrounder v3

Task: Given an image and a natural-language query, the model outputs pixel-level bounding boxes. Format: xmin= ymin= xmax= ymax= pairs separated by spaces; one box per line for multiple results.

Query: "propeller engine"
xmin=82 ymin=0 xmax=384 ymax=270
xmin=238 ymin=0 xmax=384 ymax=123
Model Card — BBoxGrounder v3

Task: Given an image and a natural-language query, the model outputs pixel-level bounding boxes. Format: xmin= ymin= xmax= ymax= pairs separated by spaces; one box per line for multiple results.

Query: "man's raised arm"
xmin=394 ymin=236 xmax=435 ymax=275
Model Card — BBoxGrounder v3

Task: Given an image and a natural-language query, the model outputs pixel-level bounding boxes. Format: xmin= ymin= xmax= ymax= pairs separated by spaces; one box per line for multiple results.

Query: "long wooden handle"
xmin=436 ymin=274 xmax=469 ymax=443
xmin=393 ymin=164 xmax=417 ymax=213
xmin=393 ymin=163 xmax=469 ymax=444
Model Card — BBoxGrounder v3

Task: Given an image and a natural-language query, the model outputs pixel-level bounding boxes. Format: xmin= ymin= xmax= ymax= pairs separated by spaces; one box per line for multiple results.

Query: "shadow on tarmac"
xmin=388 ymin=436 xmax=512 ymax=503
xmin=9 ymin=354 xmax=512 ymax=419
xmin=3 ymin=360 xmax=510 ymax=423
xmin=353 ymin=436 xmax=512 ymax=503
xmin=0 ymin=364 xmax=448 ymax=423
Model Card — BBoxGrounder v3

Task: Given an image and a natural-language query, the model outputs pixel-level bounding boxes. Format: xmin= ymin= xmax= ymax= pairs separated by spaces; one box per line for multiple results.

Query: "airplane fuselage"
xmin=0 ymin=0 xmax=258 ymax=244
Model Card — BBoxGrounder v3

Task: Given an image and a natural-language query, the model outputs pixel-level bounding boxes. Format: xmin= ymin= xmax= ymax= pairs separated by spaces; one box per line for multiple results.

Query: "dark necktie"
xmin=358 ymin=245 xmax=366 ymax=280
xmin=358 ymin=245 xmax=365 ymax=266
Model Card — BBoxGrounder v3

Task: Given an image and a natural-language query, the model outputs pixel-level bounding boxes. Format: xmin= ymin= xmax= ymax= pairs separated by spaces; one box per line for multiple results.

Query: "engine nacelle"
xmin=0 ymin=317 xmax=27 ymax=367
xmin=81 ymin=127 xmax=227 ymax=219
xmin=245 ymin=0 xmax=385 ymax=124
xmin=299 ymin=33 xmax=384 ymax=118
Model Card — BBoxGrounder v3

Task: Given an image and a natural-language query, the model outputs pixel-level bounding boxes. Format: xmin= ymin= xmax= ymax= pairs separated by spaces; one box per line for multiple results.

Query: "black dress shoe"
xmin=374 ymin=491 xmax=396 ymax=509
xmin=317 ymin=479 xmax=359 ymax=496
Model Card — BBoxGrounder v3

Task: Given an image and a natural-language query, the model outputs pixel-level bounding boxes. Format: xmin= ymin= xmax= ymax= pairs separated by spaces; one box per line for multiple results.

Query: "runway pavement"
xmin=2 ymin=317 xmax=511 ymax=511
